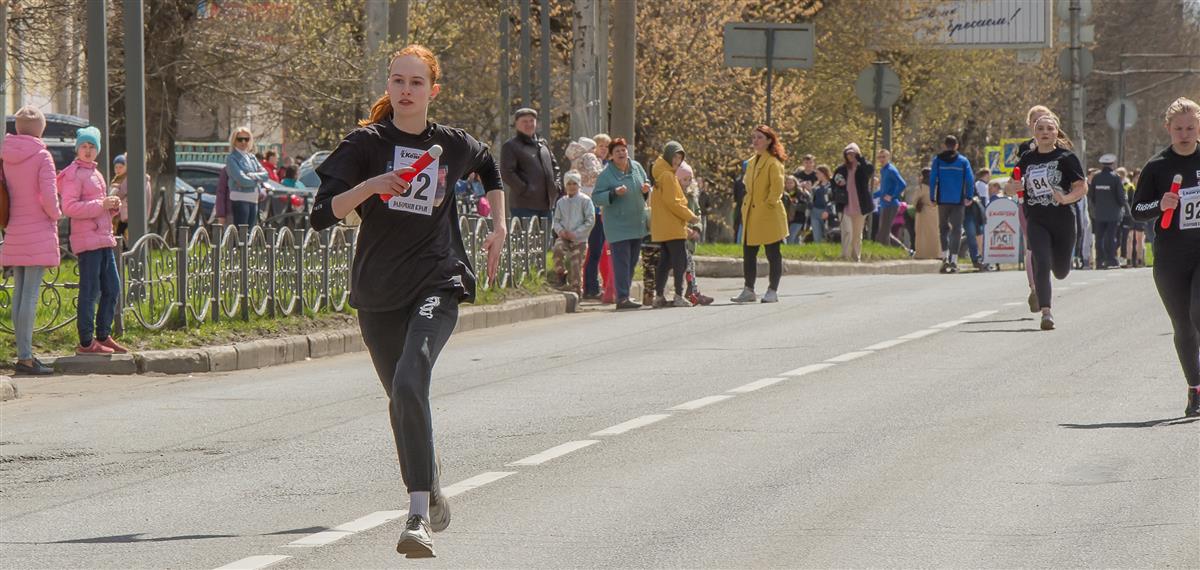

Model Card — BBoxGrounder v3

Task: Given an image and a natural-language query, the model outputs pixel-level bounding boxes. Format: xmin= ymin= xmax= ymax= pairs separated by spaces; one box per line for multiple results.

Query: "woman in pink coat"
xmin=58 ymin=126 xmax=126 ymax=355
xmin=1 ymin=107 xmax=60 ymax=374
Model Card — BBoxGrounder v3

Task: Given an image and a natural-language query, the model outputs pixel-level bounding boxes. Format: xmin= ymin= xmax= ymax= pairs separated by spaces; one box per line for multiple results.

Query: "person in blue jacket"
xmin=873 ymin=149 xmax=907 ymax=244
xmin=929 ymin=135 xmax=975 ymax=273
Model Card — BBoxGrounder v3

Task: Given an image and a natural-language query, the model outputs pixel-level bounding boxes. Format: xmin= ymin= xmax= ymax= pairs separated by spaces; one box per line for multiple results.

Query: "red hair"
xmin=755 ymin=125 xmax=788 ymax=163
xmin=360 ymin=44 xmax=442 ymax=127
xmin=608 ymin=137 xmax=628 ymax=151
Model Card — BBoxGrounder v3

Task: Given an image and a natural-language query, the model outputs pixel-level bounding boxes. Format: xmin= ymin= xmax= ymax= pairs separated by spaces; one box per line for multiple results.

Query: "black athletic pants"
xmin=1153 ymin=248 xmax=1200 ymax=387
xmin=655 ymin=239 xmax=688 ymax=297
xmin=358 ymin=289 xmax=459 ymax=493
xmin=744 ymin=240 xmax=783 ymax=291
xmin=1094 ymin=220 xmax=1119 ymax=267
xmin=938 ymin=204 xmax=965 ymax=257
xmin=1026 ymin=207 xmax=1076 ymax=310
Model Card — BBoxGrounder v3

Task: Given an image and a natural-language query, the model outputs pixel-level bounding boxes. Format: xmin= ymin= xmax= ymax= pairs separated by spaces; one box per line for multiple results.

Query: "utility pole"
xmin=86 ymin=0 xmax=110 ymax=179
xmin=124 ymin=0 xmax=147 ymax=241
xmin=520 ymin=0 xmax=532 ymax=108
xmin=539 ymin=0 xmax=551 ymax=141
xmin=1069 ymin=0 xmax=1086 ymax=164
xmin=365 ymin=0 xmax=389 ymax=99
xmin=1 ymin=0 xmax=7 ymax=139
xmin=389 ymin=0 xmax=409 ymax=46
xmin=498 ymin=4 xmax=511 ymax=151
xmin=610 ymin=0 xmax=635 ymax=152
xmin=596 ymin=0 xmax=609 ymax=134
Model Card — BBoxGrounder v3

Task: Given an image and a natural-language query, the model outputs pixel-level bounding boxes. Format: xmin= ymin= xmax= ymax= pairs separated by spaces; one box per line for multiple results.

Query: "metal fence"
xmin=0 ymin=216 xmax=546 ymax=334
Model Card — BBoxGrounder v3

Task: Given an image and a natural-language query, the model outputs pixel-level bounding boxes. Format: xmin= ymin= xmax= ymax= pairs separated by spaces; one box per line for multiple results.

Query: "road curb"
xmin=0 ymin=375 xmax=17 ymax=401
xmin=694 ymin=256 xmax=942 ymax=278
xmin=46 ymin=293 xmax=575 ymax=377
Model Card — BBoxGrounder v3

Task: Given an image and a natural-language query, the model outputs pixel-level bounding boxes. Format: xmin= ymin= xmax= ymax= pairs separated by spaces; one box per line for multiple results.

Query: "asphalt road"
xmin=1 ymin=268 xmax=1196 ymax=569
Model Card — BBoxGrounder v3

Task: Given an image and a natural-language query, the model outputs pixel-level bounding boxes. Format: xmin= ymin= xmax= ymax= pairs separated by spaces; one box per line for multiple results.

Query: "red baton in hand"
xmin=1160 ymin=174 xmax=1184 ymax=229
xmin=1012 ymin=167 xmax=1023 ymax=200
xmin=380 ymin=144 xmax=443 ymax=202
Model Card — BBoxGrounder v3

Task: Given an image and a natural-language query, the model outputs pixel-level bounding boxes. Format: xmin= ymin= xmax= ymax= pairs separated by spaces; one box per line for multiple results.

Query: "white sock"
xmin=950 ymin=254 xmax=958 ymax=263
xmin=941 ymin=250 xmax=948 ymax=260
xmin=409 ymin=492 xmax=430 ymax=520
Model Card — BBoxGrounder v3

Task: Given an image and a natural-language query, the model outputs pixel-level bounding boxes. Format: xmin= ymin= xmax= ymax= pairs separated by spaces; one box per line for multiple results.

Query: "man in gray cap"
xmin=500 ymin=108 xmax=561 ymax=225
xmin=1088 ymin=153 xmax=1128 ymax=269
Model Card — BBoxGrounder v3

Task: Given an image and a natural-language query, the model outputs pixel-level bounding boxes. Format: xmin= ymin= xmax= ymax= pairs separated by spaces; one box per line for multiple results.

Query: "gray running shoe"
xmin=761 ymin=289 xmax=779 ymax=303
xmin=1028 ymin=290 xmax=1039 ymax=313
xmin=652 ymin=295 xmax=669 ymax=308
xmin=1040 ymin=313 xmax=1055 ymax=331
xmin=730 ymin=287 xmax=756 ymax=303
xmin=429 ymin=459 xmax=450 ymax=533
xmin=396 ymin=515 xmax=435 ymax=558
xmin=671 ymin=296 xmax=694 ymax=307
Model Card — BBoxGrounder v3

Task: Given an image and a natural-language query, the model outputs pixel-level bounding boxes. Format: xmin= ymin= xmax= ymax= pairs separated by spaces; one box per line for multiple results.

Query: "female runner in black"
xmin=1131 ymin=97 xmax=1200 ymax=417
xmin=310 ymin=44 xmax=507 ymax=558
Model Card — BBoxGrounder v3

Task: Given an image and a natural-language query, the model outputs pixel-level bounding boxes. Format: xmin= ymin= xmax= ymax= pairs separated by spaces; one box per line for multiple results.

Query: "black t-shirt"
xmin=1131 ymin=145 xmax=1200 ymax=254
xmin=311 ymin=120 xmax=502 ymax=311
xmin=1015 ymin=146 xmax=1085 ymax=215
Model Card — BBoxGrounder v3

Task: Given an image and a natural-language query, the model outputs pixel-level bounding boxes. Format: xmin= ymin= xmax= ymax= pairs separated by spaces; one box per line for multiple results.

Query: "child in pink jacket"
xmin=0 ymin=106 xmax=60 ymax=374
xmin=58 ymin=126 xmax=127 ymax=355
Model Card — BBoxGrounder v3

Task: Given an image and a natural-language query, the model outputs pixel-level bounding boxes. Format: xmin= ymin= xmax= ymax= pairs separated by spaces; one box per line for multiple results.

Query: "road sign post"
xmin=723 ymin=22 xmax=814 ymax=126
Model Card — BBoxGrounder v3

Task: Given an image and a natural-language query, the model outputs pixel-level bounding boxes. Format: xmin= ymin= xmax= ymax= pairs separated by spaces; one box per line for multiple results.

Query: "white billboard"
xmin=916 ymin=0 xmax=1053 ymax=49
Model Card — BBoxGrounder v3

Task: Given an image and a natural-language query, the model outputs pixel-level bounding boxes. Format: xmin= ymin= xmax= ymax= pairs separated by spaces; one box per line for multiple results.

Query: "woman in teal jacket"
xmin=591 ymin=137 xmax=650 ymax=310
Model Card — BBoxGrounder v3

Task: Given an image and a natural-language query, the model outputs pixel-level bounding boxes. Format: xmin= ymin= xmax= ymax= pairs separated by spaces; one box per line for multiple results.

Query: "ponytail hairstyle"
xmin=1164 ymin=96 xmax=1200 ymax=123
xmin=360 ymin=44 xmax=443 ymax=127
xmin=1033 ymin=112 xmax=1073 ymax=150
xmin=754 ymin=125 xmax=788 ymax=163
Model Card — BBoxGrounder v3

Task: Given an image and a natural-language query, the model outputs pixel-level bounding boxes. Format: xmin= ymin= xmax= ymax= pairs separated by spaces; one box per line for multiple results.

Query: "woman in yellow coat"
xmin=732 ymin=125 xmax=790 ymax=304
xmin=650 ymin=141 xmax=699 ymax=307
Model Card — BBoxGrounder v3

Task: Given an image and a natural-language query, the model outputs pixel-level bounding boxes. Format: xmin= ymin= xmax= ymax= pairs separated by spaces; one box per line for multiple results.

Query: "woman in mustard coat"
xmin=650 ymin=141 xmax=699 ymax=307
xmin=731 ymin=125 xmax=790 ymax=304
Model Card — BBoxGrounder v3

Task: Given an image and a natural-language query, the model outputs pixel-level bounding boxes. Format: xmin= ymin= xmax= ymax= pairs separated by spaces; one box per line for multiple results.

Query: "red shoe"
xmin=98 ymin=337 xmax=129 ymax=354
xmin=77 ymin=340 xmax=115 ymax=355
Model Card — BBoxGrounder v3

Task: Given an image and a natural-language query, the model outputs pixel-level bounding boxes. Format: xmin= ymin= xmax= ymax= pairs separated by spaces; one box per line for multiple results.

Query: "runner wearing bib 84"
xmin=1130 ymin=97 xmax=1200 ymax=417
xmin=1014 ymin=111 xmax=1089 ymax=331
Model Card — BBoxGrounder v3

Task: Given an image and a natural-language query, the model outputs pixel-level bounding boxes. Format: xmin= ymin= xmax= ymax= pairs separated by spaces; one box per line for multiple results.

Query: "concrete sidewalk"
xmin=694 ymin=256 xmax=941 ymax=278
xmin=35 ymin=293 xmax=577 ymax=377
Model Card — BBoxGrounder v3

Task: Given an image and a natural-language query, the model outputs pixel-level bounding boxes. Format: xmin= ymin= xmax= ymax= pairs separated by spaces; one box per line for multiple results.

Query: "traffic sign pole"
xmin=765 ymin=30 xmax=774 ymax=126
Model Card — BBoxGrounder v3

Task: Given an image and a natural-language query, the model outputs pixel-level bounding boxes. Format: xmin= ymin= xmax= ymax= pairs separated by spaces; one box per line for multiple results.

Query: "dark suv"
xmin=5 ymin=112 xmax=87 ymax=171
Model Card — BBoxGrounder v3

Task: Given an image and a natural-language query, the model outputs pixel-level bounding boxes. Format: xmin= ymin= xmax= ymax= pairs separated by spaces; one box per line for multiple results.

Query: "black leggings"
xmin=1026 ymin=209 xmax=1076 ymax=309
xmin=1153 ymin=250 xmax=1200 ymax=387
xmin=938 ymin=204 xmax=965 ymax=256
xmin=358 ymin=290 xmax=459 ymax=493
xmin=655 ymin=239 xmax=688 ymax=297
xmin=744 ymin=240 xmax=783 ymax=291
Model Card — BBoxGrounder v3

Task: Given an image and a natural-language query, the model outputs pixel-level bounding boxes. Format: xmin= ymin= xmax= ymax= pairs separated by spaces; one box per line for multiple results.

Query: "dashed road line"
xmin=726 ymin=377 xmax=786 ymax=394
xmin=214 ymin=555 xmax=291 ymax=570
xmin=931 ymin=319 xmax=968 ymax=329
xmin=963 ymin=310 xmax=999 ymax=319
xmin=899 ymin=329 xmax=940 ymax=340
xmin=782 ymin=363 xmax=836 ymax=376
xmin=442 ymin=471 xmax=517 ymax=497
xmin=668 ymin=395 xmax=735 ymax=411
xmin=284 ymin=510 xmax=406 ymax=548
xmin=864 ymin=339 xmax=909 ymax=351
xmin=825 ymin=351 xmax=873 ymax=363
xmin=508 ymin=440 xmax=600 ymax=466
xmin=591 ymin=414 xmax=671 ymax=436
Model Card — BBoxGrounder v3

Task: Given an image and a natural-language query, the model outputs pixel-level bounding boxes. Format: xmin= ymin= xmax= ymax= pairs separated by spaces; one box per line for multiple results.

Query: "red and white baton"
xmin=1012 ymin=167 xmax=1023 ymax=200
xmin=381 ymin=144 xmax=443 ymax=202
xmin=1160 ymin=174 xmax=1184 ymax=229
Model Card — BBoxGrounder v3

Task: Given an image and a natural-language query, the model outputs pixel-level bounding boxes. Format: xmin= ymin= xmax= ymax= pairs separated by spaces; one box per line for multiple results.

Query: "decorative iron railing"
xmin=0 ymin=216 xmax=545 ymax=334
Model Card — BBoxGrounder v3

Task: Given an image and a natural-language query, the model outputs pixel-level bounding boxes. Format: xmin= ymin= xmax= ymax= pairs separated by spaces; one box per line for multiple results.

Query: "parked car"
xmin=176 ymin=161 xmax=314 ymax=225
xmin=6 ymin=113 xmax=86 ymax=171
xmin=297 ymin=150 xmax=330 ymax=189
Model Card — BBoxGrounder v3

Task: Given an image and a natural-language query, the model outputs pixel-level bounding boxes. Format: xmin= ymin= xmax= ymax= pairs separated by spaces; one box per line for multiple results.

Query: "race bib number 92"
xmin=1177 ymin=185 xmax=1200 ymax=231
xmin=386 ymin=146 xmax=442 ymax=216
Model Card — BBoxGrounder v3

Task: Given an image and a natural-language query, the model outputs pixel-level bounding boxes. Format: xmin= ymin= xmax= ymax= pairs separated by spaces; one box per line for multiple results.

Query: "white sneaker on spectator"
xmin=761 ymin=289 xmax=779 ymax=303
xmin=652 ymin=295 xmax=668 ymax=308
xmin=671 ymin=296 xmax=693 ymax=308
xmin=730 ymin=288 xmax=756 ymax=303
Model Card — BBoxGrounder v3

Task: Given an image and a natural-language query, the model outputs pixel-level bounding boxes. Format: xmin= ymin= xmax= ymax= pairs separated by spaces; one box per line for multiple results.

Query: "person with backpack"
xmin=929 ymin=135 xmax=976 ymax=273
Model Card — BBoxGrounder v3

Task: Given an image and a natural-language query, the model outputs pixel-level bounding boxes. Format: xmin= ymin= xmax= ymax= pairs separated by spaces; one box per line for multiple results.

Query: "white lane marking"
xmin=727 ymin=378 xmax=786 ymax=394
xmin=669 ymin=394 xmax=735 ymax=411
xmin=443 ymin=471 xmax=517 ymax=497
xmin=508 ymin=440 xmax=599 ymax=466
xmin=591 ymin=414 xmax=671 ymax=436
xmin=1003 ymin=302 xmax=1024 ymax=306
xmin=864 ymin=338 xmax=909 ymax=350
xmin=284 ymin=511 xmax=406 ymax=547
xmin=1058 ymin=286 xmax=1072 ymax=291
xmin=899 ymin=329 xmax=940 ymax=340
xmin=782 ymin=363 xmax=836 ymax=376
xmin=963 ymin=310 xmax=998 ymax=319
xmin=825 ymin=351 xmax=873 ymax=363
xmin=1075 ymin=281 xmax=1090 ymax=286
xmin=931 ymin=319 xmax=968 ymax=329
xmin=214 ymin=556 xmax=291 ymax=570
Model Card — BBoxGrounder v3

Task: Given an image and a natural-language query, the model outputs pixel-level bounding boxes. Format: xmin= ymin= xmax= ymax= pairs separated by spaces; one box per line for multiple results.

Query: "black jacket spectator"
xmin=501 ymin=132 xmax=561 ymax=211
